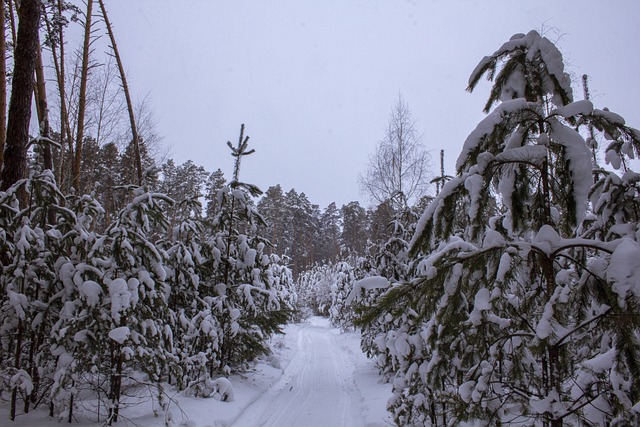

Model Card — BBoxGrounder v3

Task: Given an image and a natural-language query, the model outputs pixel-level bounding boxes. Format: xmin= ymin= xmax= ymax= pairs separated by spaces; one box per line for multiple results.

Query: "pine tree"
xmin=159 ymin=159 xmax=208 ymax=229
xmin=361 ymin=30 xmax=640 ymax=426
xmin=355 ymin=204 xmax=419 ymax=380
xmin=340 ymin=201 xmax=368 ymax=256
xmin=63 ymin=185 xmax=173 ymax=424
xmin=206 ymin=125 xmax=292 ymax=372
xmin=296 ymin=263 xmax=334 ymax=317
xmin=163 ymin=196 xmax=221 ymax=391
xmin=1 ymin=0 xmax=40 ymax=197
xmin=204 ymin=168 xmax=226 ymax=220
xmin=318 ymin=202 xmax=341 ymax=263
xmin=0 ymin=172 xmax=65 ymax=420
xmin=257 ymin=184 xmax=286 ymax=255
xmin=329 ymin=261 xmax=355 ymax=330
xmin=283 ymin=189 xmax=319 ymax=277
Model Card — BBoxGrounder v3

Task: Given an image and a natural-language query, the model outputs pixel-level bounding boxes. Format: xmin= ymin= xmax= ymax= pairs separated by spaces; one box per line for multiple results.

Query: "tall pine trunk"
xmin=1 ymin=0 xmax=41 ymax=195
xmin=98 ymin=0 xmax=142 ymax=184
xmin=108 ymin=344 xmax=124 ymax=424
xmin=0 ymin=0 xmax=7 ymax=171
xmin=10 ymin=319 xmax=24 ymax=421
xmin=71 ymin=0 xmax=92 ymax=192
xmin=34 ymin=34 xmax=53 ymax=172
xmin=7 ymin=0 xmax=17 ymax=48
xmin=44 ymin=0 xmax=73 ymax=188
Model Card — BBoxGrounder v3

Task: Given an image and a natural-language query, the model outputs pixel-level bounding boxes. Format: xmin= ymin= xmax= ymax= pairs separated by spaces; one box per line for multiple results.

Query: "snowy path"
xmin=231 ymin=317 xmax=365 ymax=427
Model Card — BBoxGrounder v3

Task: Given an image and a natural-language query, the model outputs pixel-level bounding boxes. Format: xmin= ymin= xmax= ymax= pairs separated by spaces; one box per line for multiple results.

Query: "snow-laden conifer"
xmin=296 ymin=263 xmax=335 ymax=317
xmin=0 ymin=172 xmax=73 ymax=420
xmin=329 ymin=261 xmax=356 ymax=330
xmin=361 ymin=30 xmax=640 ymax=426
xmin=205 ymin=125 xmax=293 ymax=372
xmin=354 ymin=205 xmax=418 ymax=381
xmin=162 ymin=196 xmax=221 ymax=390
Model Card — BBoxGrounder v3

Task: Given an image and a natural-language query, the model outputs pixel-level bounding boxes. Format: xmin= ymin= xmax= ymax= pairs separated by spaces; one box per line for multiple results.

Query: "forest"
xmin=0 ymin=1 xmax=639 ymax=426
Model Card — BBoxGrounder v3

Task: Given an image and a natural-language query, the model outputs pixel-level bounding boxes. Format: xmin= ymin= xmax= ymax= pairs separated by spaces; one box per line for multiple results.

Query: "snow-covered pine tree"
xmin=329 ymin=261 xmax=355 ymax=330
xmin=204 ymin=168 xmax=227 ymax=221
xmin=48 ymin=186 xmax=107 ymax=422
xmin=162 ymin=196 xmax=222 ymax=391
xmin=363 ymin=30 xmax=640 ymax=426
xmin=268 ymin=254 xmax=298 ymax=321
xmin=0 ymin=171 xmax=78 ymax=421
xmin=355 ymin=204 xmax=419 ymax=380
xmin=158 ymin=159 xmax=209 ymax=229
xmin=206 ymin=125 xmax=292 ymax=373
xmin=296 ymin=263 xmax=334 ymax=317
xmin=53 ymin=184 xmax=173 ymax=424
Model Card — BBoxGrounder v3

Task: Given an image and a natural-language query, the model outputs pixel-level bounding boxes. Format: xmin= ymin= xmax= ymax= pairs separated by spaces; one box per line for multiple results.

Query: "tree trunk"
xmin=98 ymin=0 xmax=142 ymax=184
xmin=0 ymin=0 xmax=7 ymax=172
xmin=34 ymin=34 xmax=53 ymax=172
xmin=0 ymin=0 xmax=41 ymax=194
xmin=43 ymin=1 xmax=72 ymax=187
xmin=7 ymin=0 xmax=17 ymax=49
xmin=10 ymin=319 xmax=24 ymax=421
xmin=71 ymin=0 xmax=93 ymax=192
xmin=108 ymin=346 xmax=123 ymax=424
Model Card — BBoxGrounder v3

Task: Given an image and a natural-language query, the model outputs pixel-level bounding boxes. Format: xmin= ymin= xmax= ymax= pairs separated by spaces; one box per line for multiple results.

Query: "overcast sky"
xmin=98 ymin=1 xmax=640 ymax=209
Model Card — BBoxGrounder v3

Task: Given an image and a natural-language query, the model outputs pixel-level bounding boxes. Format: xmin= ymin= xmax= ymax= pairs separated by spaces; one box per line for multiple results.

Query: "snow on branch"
xmin=346 ymin=276 xmax=390 ymax=305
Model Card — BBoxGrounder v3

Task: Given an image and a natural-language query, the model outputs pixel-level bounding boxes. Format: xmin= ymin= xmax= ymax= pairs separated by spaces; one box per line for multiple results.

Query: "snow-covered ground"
xmin=1 ymin=317 xmax=392 ymax=426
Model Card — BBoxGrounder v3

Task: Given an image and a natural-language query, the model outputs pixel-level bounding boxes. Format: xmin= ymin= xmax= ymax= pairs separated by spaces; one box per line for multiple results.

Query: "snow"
xmin=555 ymin=99 xmax=593 ymax=118
xmin=495 ymin=144 xmax=547 ymax=165
xmin=1 ymin=318 xmax=392 ymax=427
xmin=464 ymin=173 xmax=485 ymax=222
xmin=583 ymin=348 xmax=616 ymax=373
xmin=346 ymin=276 xmax=390 ymax=304
xmin=536 ymin=34 xmax=573 ymax=102
xmin=533 ymin=224 xmax=561 ymax=255
xmin=204 ymin=377 xmax=235 ymax=402
xmin=548 ymin=120 xmax=593 ymax=224
xmin=605 ymin=148 xmax=623 ymax=169
xmin=482 ymin=228 xmax=505 ymax=248
xmin=607 ymin=239 xmax=640 ymax=305
xmin=108 ymin=326 xmax=131 ymax=344
xmin=108 ymin=278 xmax=131 ymax=323
xmin=456 ymin=98 xmax=533 ymax=172
xmin=496 ymin=252 xmax=511 ymax=282
xmin=80 ymin=280 xmax=102 ymax=307
xmin=469 ymin=287 xmax=491 ymax=326
xmin=593 ymin=108 xmax=626 ymax=125
xmin=10 ymin=370 xmax=34 ymax=396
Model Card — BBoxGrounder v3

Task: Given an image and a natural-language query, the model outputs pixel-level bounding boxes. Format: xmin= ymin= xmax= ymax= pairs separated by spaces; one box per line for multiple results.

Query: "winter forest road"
xmin=231 ymin=317 xmax=366 ymax=427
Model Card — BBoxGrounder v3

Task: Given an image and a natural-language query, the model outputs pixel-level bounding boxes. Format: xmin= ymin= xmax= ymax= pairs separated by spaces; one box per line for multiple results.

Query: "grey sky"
xmin=100 ymin=1 xmax=640 ymax=208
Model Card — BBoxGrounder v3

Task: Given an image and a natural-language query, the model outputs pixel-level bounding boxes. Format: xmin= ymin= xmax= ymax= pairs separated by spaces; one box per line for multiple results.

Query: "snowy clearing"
xmin=0 ymin=317 xmax=392 ymax=427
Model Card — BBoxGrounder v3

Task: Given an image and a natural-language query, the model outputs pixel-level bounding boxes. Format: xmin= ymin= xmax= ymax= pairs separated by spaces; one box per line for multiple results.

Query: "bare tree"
xmin=134 ymin=94 xmax=166 ymax=162
xmin=88 ymin=56 xmax=127 ymax=146
xmin=359 ymin=95 xmax=431 ymax=207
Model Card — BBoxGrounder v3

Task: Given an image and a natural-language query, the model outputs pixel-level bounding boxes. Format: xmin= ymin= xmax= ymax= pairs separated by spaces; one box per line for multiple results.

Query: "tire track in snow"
xmin=231 ymin=318 xmax=364 ymax=427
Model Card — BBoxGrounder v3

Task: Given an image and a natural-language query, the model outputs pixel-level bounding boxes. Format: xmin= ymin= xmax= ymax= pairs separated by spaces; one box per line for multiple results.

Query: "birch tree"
xmin=359 ymin=95 xmax=431 ymax=208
